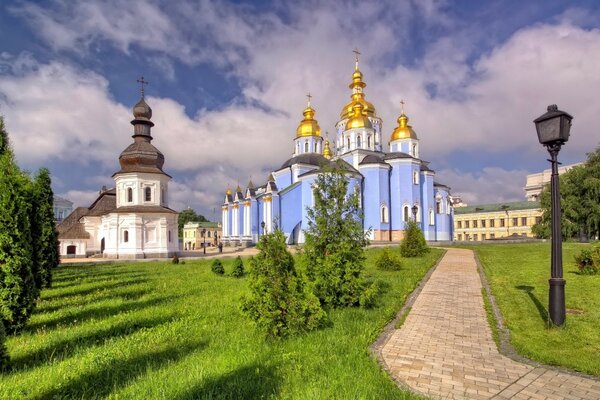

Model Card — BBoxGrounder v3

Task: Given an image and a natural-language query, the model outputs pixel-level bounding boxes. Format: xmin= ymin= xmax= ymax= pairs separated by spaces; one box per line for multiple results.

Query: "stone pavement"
xmin=379 ymin=248 xmax=600 ymax=400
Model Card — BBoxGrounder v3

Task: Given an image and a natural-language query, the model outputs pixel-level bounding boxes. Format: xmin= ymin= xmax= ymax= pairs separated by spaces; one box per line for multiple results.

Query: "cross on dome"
xmin=306 ymin=92 xmax=312 ymax=107
xmin=137 ymin=76 xmax=149 ymax=98
xmin=353 ymin=48 xmax=361 ymax=69
xmin=400 ymin=99 xmax=405 ymax=114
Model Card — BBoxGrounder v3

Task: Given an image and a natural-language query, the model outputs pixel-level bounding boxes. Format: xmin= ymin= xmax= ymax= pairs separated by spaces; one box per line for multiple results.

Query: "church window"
xmin=161 ymin=188 xmax=165 ymax=204
xmin=412 ymin=143 xmax=417 ymax=156
xmin=367 ymin=135 xmax=372 ymax=148
xmin=413 ymin=171 xmax=419 ymax=185
xmin=403 ymin=206 xmax=409 ymax=222
xmin=357 ymin=135 xmax=361 ymax=148
xmin=314 ymin=142 xmax=317 ymax=152
xmin=436 ymin=199 xmax=442 ymax=214
xmin=123 ymin=230 xmax=129 ymax=243
xmin=380 ymin=205 xmax=389 ymax=223
xmin=429 ymin=209 xmax=434 ymax=225
xmin=127 ymin=187 xmax=133 ymax=203
xmin=347 ymin=137 xmax=350 ymax=149
xmin=168 ymin=230 xmax=172 ymax=242
xmin=297 ymin=142 xmax=300 ymax=154
xmin=304 ymin=141 xmax=309 ymax=153
xmin=145 ymin=187 xmax=151 ymax=202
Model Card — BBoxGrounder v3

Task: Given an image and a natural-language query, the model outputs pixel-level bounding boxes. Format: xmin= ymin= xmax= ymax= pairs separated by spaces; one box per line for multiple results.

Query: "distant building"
xmin=453 ymin=201 xmax=541 ymax=241
xmin=449 ymin=195 xmax=467 ymax=208
xmin=524 ymin=162 xmax=582 ymax=201
xmin=57 ymin=89 xmax=178 ymax=258
xmin=53 ymin=196 xmax=73 ymax=223
xmin=183 ymin=222 xmax=222 ymax=250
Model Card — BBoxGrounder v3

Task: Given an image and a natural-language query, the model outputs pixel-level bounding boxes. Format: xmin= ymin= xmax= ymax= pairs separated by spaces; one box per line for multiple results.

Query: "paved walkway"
xmin=380 ymin=248 xmax=600 ymax=400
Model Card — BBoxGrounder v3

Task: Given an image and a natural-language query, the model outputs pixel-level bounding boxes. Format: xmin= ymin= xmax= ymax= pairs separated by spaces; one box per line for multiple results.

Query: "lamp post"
xmin=261 ymin=221 xmax=266 ymax=235
xmin=411 ymin=204 xmax=418 ymax=222
xmin=534 ymin=104 xmax=572 ymax=326
xmin=201 ymin=228 xmax=206 ymax=255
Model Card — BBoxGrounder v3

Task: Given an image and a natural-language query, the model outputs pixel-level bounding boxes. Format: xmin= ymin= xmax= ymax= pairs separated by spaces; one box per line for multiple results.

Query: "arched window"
xmin=347 ymin=137 xmax=351 ymax=149
xmin=403 ymin=206 xmax=409 ymax=222
xmin=367 ymin=135 xmax=372 ymax=148
xmin=413 ymin=171 xmax=419 ymax=185
xmin=357 ymin=135 xmax=361 ymax=148
xmin=304 ymin=141 xmax=309 ymax=153
xmin=127 ymin=187 xmax=133 ymax=203
xmin=380 ymin=205 xmax=389 ymax=223
xmin=145 ymin=187 xmax=151 ymax=202
xmin=436 ymin=199 xmax=442 ymax=214
xmin=123 ymin=230 xmax=129 ymax=243
xmin=412 ymin=143 xmax=417 ymax=156
xmin=168 ymin=230 xmax=171 ymax=242
xmin=297 ymin=142 xmax=300 ymax=154
xmin=429 ymin=208 xmax=435 ymax=225
xmin=314 ymin=142 xmax=317 ymax=152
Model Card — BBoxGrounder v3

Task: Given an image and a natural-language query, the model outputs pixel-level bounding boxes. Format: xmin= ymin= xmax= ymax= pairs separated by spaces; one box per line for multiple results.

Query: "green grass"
xmin=472 ymin=242 xmax=600 ymax=375
xmin=1 ymin=248 xmax=443 ymax=399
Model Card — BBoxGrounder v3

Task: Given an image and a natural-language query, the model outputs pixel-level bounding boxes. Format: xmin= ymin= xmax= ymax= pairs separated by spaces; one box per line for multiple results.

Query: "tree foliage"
xmin=31 ymin=168 xmax=60 ymax=289
xmin=0 ymin=119 xmax=38 ymax=333
xmin=532 ymin=147 xmax=600 ymax=240
xmin=241 ymin=230 xmax=326 ymax=338
xmin=0 ymin=323 xmax=8 ymax=371
xmin=177 ymin=208 xmax=208 ymax=237
xmin=211 ymin=259 xmax=224 ymax=275
xmin=301 ymin=162 xmax=369 ymax=308
xmin=375 ymin=248 xmax=403 ymax=271
xmin=231 ymin=256 xmax=245 ymax=277
xmin=400 ymin=220 xmax=429 ymax=257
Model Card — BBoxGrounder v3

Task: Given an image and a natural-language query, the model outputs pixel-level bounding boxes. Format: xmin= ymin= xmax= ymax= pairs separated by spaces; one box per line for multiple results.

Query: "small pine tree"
xmin=0 ymin=118 xmax=38 ymax=333
xmin=375 ymin=248 xmax=403 ymax=271
xmin=31 ymin=168 xmax=60 ymax=289
xmin=302 ymin=162 xmax=369 ymax=308
xmin=211 ymin=259 xmax=224 ymax=275
xmin=231 ymin=256 xmax=245 ymax=277
xmin=400 ymin=220 xmax=429 ymax=258
xmin=241 ymin=231 xmax=326 ymax=338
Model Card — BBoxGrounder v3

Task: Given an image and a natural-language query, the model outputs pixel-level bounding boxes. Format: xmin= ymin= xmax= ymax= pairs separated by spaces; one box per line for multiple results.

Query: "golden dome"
xmin=296 ymin=99 xmax=321 ymax=138
xmin=339 ymin=62 xmax=376 ymax=119
xmin=391 ymin=113 xmax=418 ymax=141
xmin=323 ymin=139 xmax=332 ymax=159
xmin=225 ymin=187 xmax=232 ymax=195
xmin=346 ymin=102 xmax=372 ymax=130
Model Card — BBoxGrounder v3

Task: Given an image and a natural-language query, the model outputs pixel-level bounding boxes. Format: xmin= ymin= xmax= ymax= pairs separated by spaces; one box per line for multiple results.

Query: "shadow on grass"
xmin=175 ymin=363 xmax=281 ymax=400
xmin=50 ymin=272 xmax=150 ymax=290
xmin=26 ymin=294 xmax=180 ymax=332
xmin=52 ymin=267 xmax=152 ymax=284
xmin=42 ymin=278 xmax=148 ymax=301
xmin=36 ymin=287 xmax=153 ymax=315
xmin=12 ymin=315 xmax=176 ymax=371
xmin=33 ymin=340 xmax=207 ymax=399
xmin=516 ymin=285 xmax=549 ymax=324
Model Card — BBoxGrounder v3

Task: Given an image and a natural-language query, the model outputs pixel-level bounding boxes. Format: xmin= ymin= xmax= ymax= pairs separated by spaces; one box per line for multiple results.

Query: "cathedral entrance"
xmin=66 ymin=245 xmax=76 ymax=255
xmin=100 ymin=238 xmax=105 ymax=254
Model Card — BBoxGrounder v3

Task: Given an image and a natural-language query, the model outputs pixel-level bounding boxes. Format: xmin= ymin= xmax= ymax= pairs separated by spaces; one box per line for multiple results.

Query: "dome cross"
xmin=306 ymin=92 xmax=312 ymax=107
xmin=400 ymin=99 xmax=405 ymax=114
xmin=353 ymin=48 xmax=361 ymax=69
xmin=137 ymin=76 xmax=149 ymax=98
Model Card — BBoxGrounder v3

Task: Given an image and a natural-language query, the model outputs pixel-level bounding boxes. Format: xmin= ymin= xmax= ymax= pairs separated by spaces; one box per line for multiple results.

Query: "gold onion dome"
xmin=340 ymin=66 xmax=376 ymax=119
xmin=225 ymin=187 xmax=232 ymax=195
xmin=391 ymin=112 xmax=418 ymax=141
xmin=346 ymin=102 xmax=372 ymax=129
xmin=323 ymin=138 xmax=332 ymax=159
xmin=296 ymin=98 xmax=321 ymax=138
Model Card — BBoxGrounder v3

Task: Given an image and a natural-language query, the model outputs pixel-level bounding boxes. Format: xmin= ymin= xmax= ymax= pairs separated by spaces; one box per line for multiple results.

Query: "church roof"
xmin=359 ymin=154 xmax=388 ymax=165
xmin=57 ymin=207 xmax=91 ymax=239
xmin=87 ymin=190 xmax=117 ymax=216
xmin=297 ymin=159 xmax=361 ymax=178
xmin=280 ymin=153 xmax=332 ymax=169
xmin=383 ymin=152 xmax=416 ymax=160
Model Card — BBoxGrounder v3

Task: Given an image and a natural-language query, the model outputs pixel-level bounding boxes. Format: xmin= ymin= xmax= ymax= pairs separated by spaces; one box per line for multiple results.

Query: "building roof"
xmin=184 ymin=221 xmax=220 ymax=229
xmin=280 ymin=153 xmax=332 ymax=169
xmin=454 ymin=201 xmax=541 ymax=215
xmin=57 ymin=206 xmax=91 ymax=239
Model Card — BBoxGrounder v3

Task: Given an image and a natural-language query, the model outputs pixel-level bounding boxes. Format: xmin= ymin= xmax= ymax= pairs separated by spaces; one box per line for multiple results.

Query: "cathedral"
xmin=58 ymin=82 xmax=179 ymax=259
xmin=221 ymin=56 xmax=454 ymax=245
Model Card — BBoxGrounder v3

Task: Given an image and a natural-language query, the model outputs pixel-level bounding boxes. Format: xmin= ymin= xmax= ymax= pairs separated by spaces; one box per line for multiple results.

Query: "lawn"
xmin=472 ymin=242 xmax=600 ymax=376
xmin=1 ymin=247 xmax=443 ymax=399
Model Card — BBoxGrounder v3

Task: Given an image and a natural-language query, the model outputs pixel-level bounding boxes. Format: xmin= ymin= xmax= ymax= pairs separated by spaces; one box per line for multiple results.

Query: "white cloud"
xmin=57 ymin=189 xmax=102 ymax=209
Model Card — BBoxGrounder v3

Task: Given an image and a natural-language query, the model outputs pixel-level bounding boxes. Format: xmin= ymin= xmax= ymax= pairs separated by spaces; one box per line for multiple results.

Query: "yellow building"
xmin=453 ymin=201 xmax=542 ymax=241
xmin=183 ymin=222 xmax=222 ymax=250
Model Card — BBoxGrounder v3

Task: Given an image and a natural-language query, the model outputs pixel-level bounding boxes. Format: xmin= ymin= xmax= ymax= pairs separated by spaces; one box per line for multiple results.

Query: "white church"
xmin=58 ymin=83 xmax=179 ymax=259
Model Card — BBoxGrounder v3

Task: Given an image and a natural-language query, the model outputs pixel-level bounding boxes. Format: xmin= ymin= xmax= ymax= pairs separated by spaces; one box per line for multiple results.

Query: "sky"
xmin=1 ymin=0 xmax=599 ymax=220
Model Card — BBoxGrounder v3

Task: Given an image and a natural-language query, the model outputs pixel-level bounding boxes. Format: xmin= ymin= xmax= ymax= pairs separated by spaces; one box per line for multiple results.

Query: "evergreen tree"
xmin=31 ymin=168 xmax=60 ymax=288
xmin=302 ymin=162 xmax=369 ymax=308
xmin=241 ymin=231 xmax=326 ymax=338
xmin=400 ymin=220 xmax=429 ymax=257
xmin=0 ymin=118 xmax=38 ymax=333
xmin=231 ymin=256 xmax=245 ymax=277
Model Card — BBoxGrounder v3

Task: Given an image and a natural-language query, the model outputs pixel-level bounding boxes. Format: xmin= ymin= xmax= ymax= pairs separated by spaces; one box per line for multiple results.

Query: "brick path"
xmin=380 ymin=248 xmax=600 ymax=400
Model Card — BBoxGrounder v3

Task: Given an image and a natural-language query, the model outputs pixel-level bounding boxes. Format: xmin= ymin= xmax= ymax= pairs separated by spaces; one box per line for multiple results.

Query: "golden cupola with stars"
xmin=340 ymin=50 xmax=377 ymax=120
xmin=296 ymin=95 xmax=321 ymax=138
xmin=390 ymin=101 xmax=418 ymax=141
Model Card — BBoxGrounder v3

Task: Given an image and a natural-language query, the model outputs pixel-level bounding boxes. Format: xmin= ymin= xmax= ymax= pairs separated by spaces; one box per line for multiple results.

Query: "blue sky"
xmin=1 ymin=0 xmax=599 ymax=218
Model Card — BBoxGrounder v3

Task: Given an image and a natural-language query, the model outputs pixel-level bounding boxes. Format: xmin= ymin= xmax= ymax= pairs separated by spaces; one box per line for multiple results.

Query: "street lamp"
xmin=534 ymin=104 xmax=572 ymax=326
xmin=201 ymin=228 xmax=206 ymax=255
xmin=261 ymin=221 xmax=266 ymax=235
xmin=411 ymin=204 xmax=418 ymax=222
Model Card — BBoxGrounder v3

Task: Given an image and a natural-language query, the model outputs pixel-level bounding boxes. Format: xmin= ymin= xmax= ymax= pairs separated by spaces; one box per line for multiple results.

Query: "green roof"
xmin=454 ymin=201 xmax=540 ymax=215
xmin=184 ymin=221 xmax=220 ymax=228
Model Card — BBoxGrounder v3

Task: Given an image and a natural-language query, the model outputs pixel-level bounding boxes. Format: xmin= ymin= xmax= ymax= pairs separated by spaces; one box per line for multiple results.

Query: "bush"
xmin=241 ymin=231 xmax=326 ymax=338
xmin=171 ymin=255 xmax=179 ymax=264
xmin=359 ymin=281 xmax=381 ymax=308
xmin=375 ymin=248 xmax=403 ymax=271
xmin=211 ymin=259 xmax=225 ymax=275
xmin=400 ymin=220 xmax=429 ymax=258
xmin=574 ymin=245 xmax=600 ymax=275
xmin=231 ymin=256 xmax=245 ymax=277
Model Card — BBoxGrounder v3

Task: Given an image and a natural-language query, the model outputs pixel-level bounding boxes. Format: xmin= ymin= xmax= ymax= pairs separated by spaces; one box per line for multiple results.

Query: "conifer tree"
xmin=302 ymin=162 xmax=369 ymax=307
xmin=0 ymin=117 xmax=38 ymax=333
xmin=400 ymin=220 xmax=429 ymax=257
xmin=32 ymin=168 xmax=60 ymax=288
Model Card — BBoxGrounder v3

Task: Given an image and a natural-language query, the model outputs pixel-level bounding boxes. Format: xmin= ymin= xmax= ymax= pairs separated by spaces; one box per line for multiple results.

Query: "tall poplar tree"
xmin=32 ymin=168 xmax=60 ymax=288
xmin=0 ymin=117 xmax=38 ymax=334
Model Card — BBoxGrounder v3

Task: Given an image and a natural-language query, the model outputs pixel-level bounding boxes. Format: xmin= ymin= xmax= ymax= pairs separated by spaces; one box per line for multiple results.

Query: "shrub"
xmin=375 ymin=248 xmax=403 ymax=271
xmin=359 ymin=281 xmax=380 ymax=308
xmin=241 ymin=231 xmax=326 ymax=338
xmin=171 ymin=255 xmax=179 ymax=264
xmin=574 ymin=245 xmax=600 ymax=275
xmin=400 ymin=220 xmax=429 ymax=258
xmin=211 ymin=259 xmax=225 ymax=275
xmin=231 ymin=256 xmax=245 ymax=277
